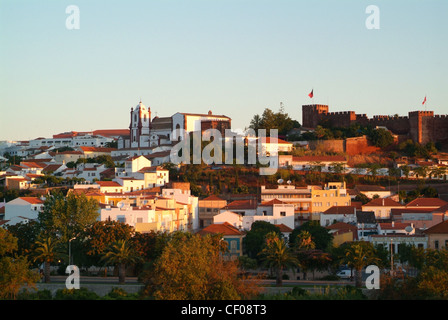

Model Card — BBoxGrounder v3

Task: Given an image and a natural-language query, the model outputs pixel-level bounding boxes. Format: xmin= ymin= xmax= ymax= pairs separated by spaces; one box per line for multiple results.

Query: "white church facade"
xmin=113 ymin=101 xmax=231 ymax=160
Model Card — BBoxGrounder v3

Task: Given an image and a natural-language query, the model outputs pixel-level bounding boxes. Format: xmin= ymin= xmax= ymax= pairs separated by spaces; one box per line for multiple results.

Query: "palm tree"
xmin=258 ymin=232 xmax=298 ymax=286
xmin=32 ymin=236 xmax=65 ymax=283
xmin=100 ymin=240 xmax=142 ymax=284
xmin=343 ymin=241 xmax=380 ymax=287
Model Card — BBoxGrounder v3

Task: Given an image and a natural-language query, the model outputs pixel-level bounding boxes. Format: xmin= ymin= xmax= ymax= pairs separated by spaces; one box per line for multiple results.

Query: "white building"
xmin=241 ymin=199 xmax=295 ymax=231
xmin=3 ymin=197 xmax=45 ymax=226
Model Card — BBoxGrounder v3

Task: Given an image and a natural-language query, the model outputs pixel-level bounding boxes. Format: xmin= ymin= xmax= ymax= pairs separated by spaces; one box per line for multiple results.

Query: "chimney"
xmin=392 ymin=221 xmax=395 ymax=227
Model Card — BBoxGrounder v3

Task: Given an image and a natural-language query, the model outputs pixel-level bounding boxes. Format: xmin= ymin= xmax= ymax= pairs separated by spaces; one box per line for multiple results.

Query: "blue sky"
xmin=1 ymin=0 xmax=447 ymax=141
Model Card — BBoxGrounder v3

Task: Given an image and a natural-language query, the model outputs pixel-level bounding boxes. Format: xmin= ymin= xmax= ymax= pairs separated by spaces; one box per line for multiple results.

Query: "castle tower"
xmin=130 ymin=101 xmax=151 ymax=148
xmin=302 ymin=104 xmax=329 ymax=128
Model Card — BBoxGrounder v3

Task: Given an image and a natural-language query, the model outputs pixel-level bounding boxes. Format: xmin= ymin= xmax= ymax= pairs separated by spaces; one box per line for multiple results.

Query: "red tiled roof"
xmin=19 ymin=197 xmax=44 ymax=204
xmin=225 ymin=199 xmax=257 ymax=210
xmin=363 ymin=198 xmax=403 ymax=207
xmin=79 ymin=146 xmax=116 ymax=153
xmin=201 ymin=195 xmax=226 ymax=201
xmin=379 ymin=222 xmax=411 ymax=230
xmin=260 ymin=199 xmax=286 ymax=206
xmin=275 ymin=223 xmax=293 ymax=233
xmin=259 ymin=137 xmax=292 ymax=145
xmin=424 ymin=220 xmax=448 ymax=234
xmin=197 ymin=222 xmax=244 ymax=236
xmin=406 ymin=198 xmax=448 ymax=207
xmin=323 ymin=205 xmax=357 ymax=215
xmin=292 ymin=155 xmax=347 ymax=162
xmin=95 ymin=181 xmax=122 ymax=187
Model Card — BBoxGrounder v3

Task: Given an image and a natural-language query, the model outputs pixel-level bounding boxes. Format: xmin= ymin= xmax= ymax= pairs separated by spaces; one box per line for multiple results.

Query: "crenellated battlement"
xmin=302 ymin=104 xmax=447 ymax=145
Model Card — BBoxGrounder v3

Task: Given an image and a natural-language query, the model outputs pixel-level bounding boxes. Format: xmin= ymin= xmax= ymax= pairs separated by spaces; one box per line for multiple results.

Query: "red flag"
xmin=308 ymin=89 xmax=313 ymax=98
xmin=422 ymin=96 xmax=426 ymax=105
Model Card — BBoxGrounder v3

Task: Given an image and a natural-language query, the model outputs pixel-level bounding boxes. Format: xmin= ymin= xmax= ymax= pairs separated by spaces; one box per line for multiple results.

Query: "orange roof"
xmin=363 ymin=198 xmax=403 ymax=207
xmin=379 ymin=222 xmax=411 ymax=230
xmin=95 ymin=181 xmax=122 ymax=187
xmin=292 ymin=155 xmax=347 ymax=162
xmin=260 ymin=137 xmax=292 ymax=145
xmin=201 ymin=195 xmax=227 ymax=201
xmin=260 ymin=199 xmax=286 ymax=206
xmin=275 ymin=223 xmax=293 ymax=233
xmin=79 ymin=146 xmax=116 ymax=153
xmin=424 ymin=220 xmax=448 ymax=234
xmin=19 ymin=197 xmax=44 ymax=204
xmin=323 ymin=205 xmax=357 ymax=215
xmin=197 ymin=222 xmax=244 ymax=236
xmin=225 ymin=199 xmax=257 ymax=210
xmin=406 ymin=198 xmax=448 ymax=208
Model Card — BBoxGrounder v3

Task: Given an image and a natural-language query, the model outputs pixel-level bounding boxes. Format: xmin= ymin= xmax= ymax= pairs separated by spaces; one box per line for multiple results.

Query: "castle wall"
xmin=302 ymin=105 xmax=447 ymax=145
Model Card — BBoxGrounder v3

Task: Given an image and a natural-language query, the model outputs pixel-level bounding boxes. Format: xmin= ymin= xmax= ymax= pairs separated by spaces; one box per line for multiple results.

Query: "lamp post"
xmin=69 ymin=236 xmax=76 ymax=265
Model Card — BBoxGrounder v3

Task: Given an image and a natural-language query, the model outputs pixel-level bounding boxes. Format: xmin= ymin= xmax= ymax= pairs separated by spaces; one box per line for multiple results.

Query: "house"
xmin=243 ymin=199 xmax=295 ymax=231
xmin=221 ymin=199 xmax=257 ymax=217
xmin=3 ymin=197 xmax=45 ymax=226
xmin=405 ymin=198 xmax=448 ymax=209
xmin=260 ymin=184 xmax=313 ymax=226
xmin=100 ymin=203 xmax=156 ymax=231
xmin=354 ymin=185 xmax=392 ymax=199
xmin=213 ymin=210 xmax=243 ymax=229
xmin=362 ymin=197 xmax=405 ymax=220
xmin=326 ymin=222 xmax=358 ymax=246
xmin=78 ymin=146 xmax=116 ymax=159
xmin=356 ymin=211 xmax=377 ymax=240
xmin=199 ymin=195 xmax=228 ymax=228
xmin=115 ymin=155 xmax=152 ymax=178
xmin=423 ymin=220 xmax=448 ymax=250
xmin=392 ymin=208 xmax=443 ymax=231
xmin=320 ymin=205 xmax=358 ymax=227
xmin=94 ymin=181 xmax=123 ymax=193
xmin=258 ymin=137 xmax=293 ymax=154
xmin=278 ymin=155 xmax=348 ymax=172
xmin=311 ymin=182 xmax=351 ymax=216
xmin=161 ymin=182 xmax=199 ymax=231
xmin=370 ymin=234 xmax=428 ymax=253
xmin=196 ymin=222 xmax=245 ymax=261
xmin=377 ymin=221 xmax=415 ymax=235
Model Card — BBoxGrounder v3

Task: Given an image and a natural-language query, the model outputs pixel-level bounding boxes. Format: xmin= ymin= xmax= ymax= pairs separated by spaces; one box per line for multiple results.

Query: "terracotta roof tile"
xmin=406 ymin=198 xmax=448 ymax=207
xmin=197 ymin=222 xmax=244 ymax=236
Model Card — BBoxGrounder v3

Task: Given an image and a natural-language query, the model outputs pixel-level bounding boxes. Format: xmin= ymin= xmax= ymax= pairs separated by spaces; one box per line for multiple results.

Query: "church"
xmin=114 ymin=101 xmax=232 ymax=160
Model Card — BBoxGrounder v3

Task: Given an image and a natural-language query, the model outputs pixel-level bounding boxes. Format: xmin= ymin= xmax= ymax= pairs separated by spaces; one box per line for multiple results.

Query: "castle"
xmin=302 ymin=104 xmax=448 ymax=145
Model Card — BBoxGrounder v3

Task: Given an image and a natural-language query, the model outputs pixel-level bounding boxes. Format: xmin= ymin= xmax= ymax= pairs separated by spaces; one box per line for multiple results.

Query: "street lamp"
xmin=69 ymin=236 xmax=76 ymax=265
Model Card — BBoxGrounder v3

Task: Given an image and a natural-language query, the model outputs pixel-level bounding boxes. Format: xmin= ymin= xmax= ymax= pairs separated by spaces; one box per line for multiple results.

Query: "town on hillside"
xmin=1 ymin=101 xmax=448 ymax=300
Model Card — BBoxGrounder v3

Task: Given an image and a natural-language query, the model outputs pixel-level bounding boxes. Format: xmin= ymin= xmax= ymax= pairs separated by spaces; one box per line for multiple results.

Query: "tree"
xmin=32 ymin=236 xmax=65 ymax=283
xmin=79 ymin=220 xmax=135 ymax=266
xmin=290 ymin=221 xmax=333 ymax=251
xmin=1 ymin=228 xmax=39 ymax=299
xmin=248 ymin=106 xmax=300 ymax=136
xmin=39 ymin=191 xmax=100 ymax=244
xmin=293 ymin=230 xmax=331 ymax=280
xmin=369 ymin=128 xmax=394 ymax=149
xmin=243 ymin=221 xmax=281 ymax=260
xmin=342 ymin=241 xmax=380 ymax=287
xmin=100 ymin=239 xmax=142 ymax=284
xmin=258 ymin=232 xmax=298 ymax=286
xmin=144 ymin=232 xmax=260 ymax=299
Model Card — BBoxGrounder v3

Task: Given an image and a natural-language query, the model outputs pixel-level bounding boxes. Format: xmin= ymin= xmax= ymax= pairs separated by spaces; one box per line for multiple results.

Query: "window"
xmin=435 ymin=240 xmax=439 ymax=249
xmin=137 ymin=218 xmax=143 ymax=223
xmin=280 ymin=211 xmax=286 ymax=217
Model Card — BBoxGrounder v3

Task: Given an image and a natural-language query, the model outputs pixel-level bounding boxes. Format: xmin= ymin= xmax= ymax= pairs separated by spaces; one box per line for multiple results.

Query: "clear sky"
xmin=1 ymin=0 xmax=447 ymax=141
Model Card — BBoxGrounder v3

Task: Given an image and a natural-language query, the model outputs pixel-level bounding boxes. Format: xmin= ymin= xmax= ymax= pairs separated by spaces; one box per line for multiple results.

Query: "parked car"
xmin=336 ymin=269 xmax=353 ymax=280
